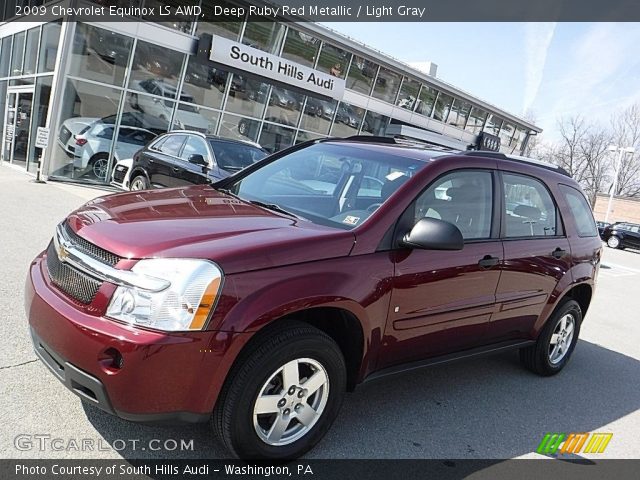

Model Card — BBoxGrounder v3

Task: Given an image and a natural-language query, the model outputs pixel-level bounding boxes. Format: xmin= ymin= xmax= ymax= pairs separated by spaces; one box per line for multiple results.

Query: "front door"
xmin=379 ymin=169 xmax=503 ymax=369
xmin=2 ymin=88 xmax=34 ymax=169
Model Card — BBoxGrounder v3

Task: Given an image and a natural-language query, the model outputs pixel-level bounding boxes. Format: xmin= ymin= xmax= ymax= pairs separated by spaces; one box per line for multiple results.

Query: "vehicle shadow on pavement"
xmin=83 ymin=339 xmax=639 ymax=459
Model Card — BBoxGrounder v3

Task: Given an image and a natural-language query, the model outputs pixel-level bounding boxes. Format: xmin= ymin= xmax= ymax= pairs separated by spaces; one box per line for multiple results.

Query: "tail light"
xmin=75 ymin=137 xmax=88 ymax=146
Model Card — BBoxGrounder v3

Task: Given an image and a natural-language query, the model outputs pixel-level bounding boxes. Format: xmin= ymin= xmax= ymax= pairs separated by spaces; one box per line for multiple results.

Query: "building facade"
xmin=1 ymin=0 xmax=542 ymax=185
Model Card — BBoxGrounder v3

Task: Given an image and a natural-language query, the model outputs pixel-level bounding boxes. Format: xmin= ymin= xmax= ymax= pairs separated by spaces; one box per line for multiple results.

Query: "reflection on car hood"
xmin=65 ymin=186 xmax=355 ymax=274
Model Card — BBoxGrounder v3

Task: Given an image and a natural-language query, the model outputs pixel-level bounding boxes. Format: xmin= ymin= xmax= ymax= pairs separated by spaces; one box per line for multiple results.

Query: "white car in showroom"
xmin=110 ymin=157 xmax=134 ymax=190
xmin=72 ymin=123 xmax=157 ymax=180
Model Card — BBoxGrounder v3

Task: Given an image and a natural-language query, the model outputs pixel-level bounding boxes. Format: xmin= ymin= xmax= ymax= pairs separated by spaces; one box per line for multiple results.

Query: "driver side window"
xmin=414 ymin=170 xmax=493 ymax=240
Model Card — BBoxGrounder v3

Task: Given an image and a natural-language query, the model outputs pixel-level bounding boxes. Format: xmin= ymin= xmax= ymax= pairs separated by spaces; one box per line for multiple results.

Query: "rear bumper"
xmin=25 ymin=255 xmax=248 ymax=423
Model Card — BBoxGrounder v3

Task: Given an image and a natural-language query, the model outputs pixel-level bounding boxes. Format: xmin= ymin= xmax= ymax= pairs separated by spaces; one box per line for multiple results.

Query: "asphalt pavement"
xmin=1 ymin=163 xmax=638 ymax=460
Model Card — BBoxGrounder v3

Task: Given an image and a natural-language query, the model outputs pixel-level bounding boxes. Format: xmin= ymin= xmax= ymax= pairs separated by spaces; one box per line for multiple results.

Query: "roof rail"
xmin=460 ymin=150 xmax=571 ymax=177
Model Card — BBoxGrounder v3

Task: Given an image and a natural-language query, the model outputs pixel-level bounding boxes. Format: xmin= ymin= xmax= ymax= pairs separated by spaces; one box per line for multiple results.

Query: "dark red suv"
xmin=25 ymin=138 xmax=601 ymax=459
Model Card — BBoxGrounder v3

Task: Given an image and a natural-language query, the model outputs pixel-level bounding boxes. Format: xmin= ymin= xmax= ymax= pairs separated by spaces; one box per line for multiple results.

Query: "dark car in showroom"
xmin=125 ymin=131 xmax=268 ymax=190
xmin=601 ymin=221 xmax=640 ymax=249
xmin=26 ymin=138 xmax=601 ymax=459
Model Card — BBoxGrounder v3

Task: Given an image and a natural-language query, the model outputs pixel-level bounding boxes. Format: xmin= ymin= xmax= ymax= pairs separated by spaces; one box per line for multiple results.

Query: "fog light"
xmin=98 ymin=347 xmax=124 ymax=373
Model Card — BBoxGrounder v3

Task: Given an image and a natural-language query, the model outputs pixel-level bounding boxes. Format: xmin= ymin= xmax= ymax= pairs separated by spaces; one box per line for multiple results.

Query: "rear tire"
xmin=212 ymin=322 xmax=346 ymax=460
xmin=519 ymin=299 xmax=582 ymax=376
xmin=90 ymin=154 xmax=109 ymax=180
xmin=130 ymin=174 xmax=149 ymax=191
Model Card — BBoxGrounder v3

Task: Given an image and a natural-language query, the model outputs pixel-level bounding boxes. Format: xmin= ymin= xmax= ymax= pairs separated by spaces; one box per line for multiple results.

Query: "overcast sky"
xmin=323 ymin=22 xmax=640 ymax=141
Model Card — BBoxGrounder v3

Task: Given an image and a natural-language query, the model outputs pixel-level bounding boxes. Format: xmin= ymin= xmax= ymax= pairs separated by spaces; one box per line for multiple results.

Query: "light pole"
xmin=604 ymin=145 xmax=636 ymax=223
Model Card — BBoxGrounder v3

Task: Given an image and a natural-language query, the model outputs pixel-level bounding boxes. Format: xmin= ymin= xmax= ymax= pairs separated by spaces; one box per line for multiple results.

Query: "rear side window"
xmin=158 ymin=135 xmax=186 ymax=157
xmin=503 ymin=173 xmax=558 ymax=237
xmin=560 ymin=185 xmax=598 ymax=237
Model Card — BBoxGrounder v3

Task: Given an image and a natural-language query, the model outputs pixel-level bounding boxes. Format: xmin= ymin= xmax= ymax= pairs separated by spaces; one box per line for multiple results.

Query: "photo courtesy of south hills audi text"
xmin=3 ymin=0 xmax=640 ymax=479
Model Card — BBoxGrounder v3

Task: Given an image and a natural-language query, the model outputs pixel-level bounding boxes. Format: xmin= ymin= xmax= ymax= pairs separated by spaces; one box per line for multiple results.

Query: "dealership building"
xmin=0 ymin=1 xmax=542 ymax=185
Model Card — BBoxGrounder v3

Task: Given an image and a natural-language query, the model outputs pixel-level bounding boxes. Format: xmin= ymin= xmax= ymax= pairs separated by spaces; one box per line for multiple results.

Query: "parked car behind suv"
xmin=26 ymin=138 xmax=601 ymax=459
xmin=601 ymin=221 xmax=640 ymax=249
xmin=127 ymin=131 xmax=268 ymax=190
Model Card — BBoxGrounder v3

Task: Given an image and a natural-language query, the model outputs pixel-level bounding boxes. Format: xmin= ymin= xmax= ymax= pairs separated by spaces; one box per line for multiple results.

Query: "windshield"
xmin=226 ymin=142 xmax=426 ymax=229
xmin=210 ymin=141 xmax=268 ymax=172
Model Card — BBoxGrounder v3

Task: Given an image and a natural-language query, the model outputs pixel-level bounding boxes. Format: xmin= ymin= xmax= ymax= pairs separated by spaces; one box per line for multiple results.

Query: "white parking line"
xmin=601 ymin=262 xmax=640 ymax=274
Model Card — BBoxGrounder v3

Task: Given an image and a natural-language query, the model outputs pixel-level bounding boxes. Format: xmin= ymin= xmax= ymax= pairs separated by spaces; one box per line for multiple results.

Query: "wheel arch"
xmin=533 ymin=281 xmax=593 ymax=338
xmin=129 ymin=167 xmax=150 ymax=184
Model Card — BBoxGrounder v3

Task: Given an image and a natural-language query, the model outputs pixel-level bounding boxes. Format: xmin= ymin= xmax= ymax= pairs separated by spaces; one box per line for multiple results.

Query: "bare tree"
xmin=611 ymin=104 xmax=640 ymax=197
xmin=579 ymin=129 xmax=612 ymax=207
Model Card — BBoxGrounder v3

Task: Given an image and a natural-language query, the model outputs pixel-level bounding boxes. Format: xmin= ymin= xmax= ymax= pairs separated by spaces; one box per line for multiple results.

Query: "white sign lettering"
xmin=210 ymin=35 xmax=345 ymax=100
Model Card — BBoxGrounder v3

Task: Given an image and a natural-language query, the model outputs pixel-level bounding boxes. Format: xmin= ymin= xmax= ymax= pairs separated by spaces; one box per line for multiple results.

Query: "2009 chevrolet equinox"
xmin=25 ymin=137 xmax=601 ymax=459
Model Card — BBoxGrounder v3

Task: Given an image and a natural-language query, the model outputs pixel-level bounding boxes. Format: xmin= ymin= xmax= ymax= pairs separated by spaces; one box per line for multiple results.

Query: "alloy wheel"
xmin=548 ymin=314 xmax=575 ymax=364
xmin=252 ymin=358 xmax=329 ymax=447
xmin=93 ymin=158 xmax=108 ymax=179
xmin=608 ymin=236 xmax=620 ymax=248
xmin=131 ymin=178 xmax=145 ymax=190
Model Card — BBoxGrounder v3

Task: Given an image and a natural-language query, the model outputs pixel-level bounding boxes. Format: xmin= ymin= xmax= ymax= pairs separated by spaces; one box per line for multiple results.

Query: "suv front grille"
xmin=46 ymin=242 xmax=102 ymax=305
xmin=113 ymin=166 xmax=128 ymax=183
xmin=62 ymin=223 xmax=120 ymax=267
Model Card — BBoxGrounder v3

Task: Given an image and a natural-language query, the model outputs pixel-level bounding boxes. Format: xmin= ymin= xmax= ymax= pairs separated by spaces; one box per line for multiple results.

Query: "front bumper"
xmin=25 ymin=255 xmax=247 ymax=423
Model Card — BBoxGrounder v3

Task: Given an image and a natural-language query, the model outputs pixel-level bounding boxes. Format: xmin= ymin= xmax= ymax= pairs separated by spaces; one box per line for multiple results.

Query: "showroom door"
xmin=2 ymin=87 xmax=34 ymax=170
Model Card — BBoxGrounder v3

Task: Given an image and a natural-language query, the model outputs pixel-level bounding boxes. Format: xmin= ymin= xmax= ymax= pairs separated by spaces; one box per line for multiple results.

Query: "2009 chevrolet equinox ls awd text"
xmin=25 ymin=137 xmax=601 ymax=459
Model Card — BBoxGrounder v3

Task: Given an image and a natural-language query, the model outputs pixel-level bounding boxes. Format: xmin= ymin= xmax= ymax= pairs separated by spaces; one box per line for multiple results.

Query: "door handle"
xmin=551 ymin=248 xmax=567 ymax=259
xmin=478 ymin=255 xmax=499 ymax=268
xmin=172 ymin=167 xmax=180 ymax=172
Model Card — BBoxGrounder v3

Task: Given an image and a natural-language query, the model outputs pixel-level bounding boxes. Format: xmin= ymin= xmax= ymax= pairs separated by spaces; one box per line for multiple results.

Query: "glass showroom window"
xmin=121 ymin=92 xmax=171 ymax=135
xmin=142 ymin=0 xmax=198 ymax=33
xmin=484 ymin=114 xmax=503 ymax=135
xmin=0 ymin=37 xmax=12 ymax=78
xmin=415 ymin=85 xmax=438 ymax=117
xmin=220 ymin=113 xmax=261 ymax=143
xmin=182 ymin=58 xmax=227 ymax=111
xmin=172 ymin=104 xmax=220 ymax=135
xmin=69 ymin=24 xmax=133 ymax=87
xmin=128 ymin=40 xmax=185 ymax=97
xmin=27 ymin=75 xmax=53 ymax=173
xmin=265 ymin=87 xmax=303 ymax=128
xmin=38 ymin=22 xmax=61 ymax=74
xmin=447 ymin=99 xmax=471 ymax=128
xmin=225 ymin=74 xmax=270 ymax=119
xmin=299 ymin=96 xmax=336 ymax=135
xmin=432 ymin=92 xmax=454 ymax=123
xmin=499 ymin=122 xmax=515 ymax=148
xmin=361 ymin=111 xmax=390 ymax=136
xmin=347 ymin=56 xmax=378 ymax=95
xmin=510 ymin=127 xmax=528 ymax=153
xmin=50 ymin=80 xmax=122 ymax=182
xmin=282 ymin=28 xmax=320 ymax=67
xmin=260 ymin=122 xmax=296 ymax=153
xmin=295 ymin=130 xmax=325 ymax=144
xmin=330 ymin=102 xmax=365 ymax=137
xmin=197 ymin=2 xmax=242 ymax=40
xmin=23 ymin=27 xmax=40 ymax=76
xmin=0 ymin=81 xmax=6 ymax=153
xmin=316 ymin=43 xmax=351 ymax=80
xmin=372 ymin=67 xmax=401 ymax=104
xmin=466 ymin=106 xmax=487 ymax=134
xmin=397 ymin=77 xmax=420 ymax=110
xmin=10 ymin=31 xmax=25 ymax=77
xmin=242 ymin=20 xmax=285 ymax=54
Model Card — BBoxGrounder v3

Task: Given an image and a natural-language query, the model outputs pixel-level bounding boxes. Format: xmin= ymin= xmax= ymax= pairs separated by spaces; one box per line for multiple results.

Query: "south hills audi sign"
xmin=209 ymin=35 xmax=346 ymax=100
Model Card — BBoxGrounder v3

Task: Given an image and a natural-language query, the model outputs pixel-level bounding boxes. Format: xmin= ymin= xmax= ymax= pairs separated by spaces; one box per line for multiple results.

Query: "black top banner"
xmin=7 ymin=0 xmax=640 ymax=22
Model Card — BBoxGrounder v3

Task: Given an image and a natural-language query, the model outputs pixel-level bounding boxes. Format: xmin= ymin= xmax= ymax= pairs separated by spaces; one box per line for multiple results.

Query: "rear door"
xmin=488 ymin=171 xmax=571 ymax=343
xmin=147 ymin=134 xmax=187 ymax=188
xmin=380 ymin=169 xmax=503 ymax=368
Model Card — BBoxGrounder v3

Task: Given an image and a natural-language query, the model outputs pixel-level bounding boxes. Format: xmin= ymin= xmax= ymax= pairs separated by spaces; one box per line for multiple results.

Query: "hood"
xmin=66 ymin=186 xmax=355 ymax=274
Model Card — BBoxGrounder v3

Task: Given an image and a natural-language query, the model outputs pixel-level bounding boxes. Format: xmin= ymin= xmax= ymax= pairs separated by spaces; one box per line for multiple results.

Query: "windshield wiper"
xmin=216 ymin=188 xmax=242 ymax=200
xmin=248 ymin=200 xmax=305 ymax=220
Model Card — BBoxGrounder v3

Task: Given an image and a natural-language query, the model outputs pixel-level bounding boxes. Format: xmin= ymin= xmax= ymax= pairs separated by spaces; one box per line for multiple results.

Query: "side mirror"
xmin=401 ymin=217 xmax=463 ymax=251
xmin=188 ymin=154 xmax=208 ymax=168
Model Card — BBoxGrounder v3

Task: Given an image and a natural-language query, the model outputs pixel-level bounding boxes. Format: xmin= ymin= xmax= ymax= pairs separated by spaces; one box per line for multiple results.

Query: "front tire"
xmin=213 ymin=322 xmax=346 ymax=460
xmin=519 ymin=299 xmax=582 ymax=376
xmin=607 ymin=235 xmax=621 ymax=249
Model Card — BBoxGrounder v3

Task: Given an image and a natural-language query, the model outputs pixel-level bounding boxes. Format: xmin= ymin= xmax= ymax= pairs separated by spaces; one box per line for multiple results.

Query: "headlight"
xmin=106 ymin=258 xmax=223 ymax=332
